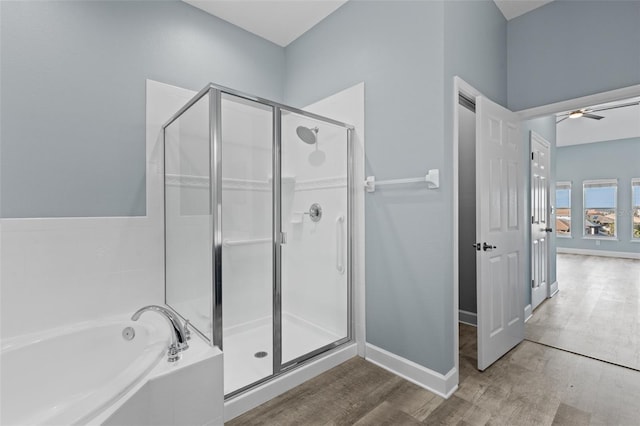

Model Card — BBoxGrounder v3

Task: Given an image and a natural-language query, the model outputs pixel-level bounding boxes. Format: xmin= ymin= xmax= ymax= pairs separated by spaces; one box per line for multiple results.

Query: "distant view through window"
xmin=556 ymin=182 xmax=571 ymax=237
xmin=583 ymin=180 xmax=617 ymax=238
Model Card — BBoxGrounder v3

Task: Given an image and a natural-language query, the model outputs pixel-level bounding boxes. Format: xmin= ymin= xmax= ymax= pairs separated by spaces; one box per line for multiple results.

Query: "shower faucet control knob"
xmin=308 ymin=203 xmax=322 ymax=222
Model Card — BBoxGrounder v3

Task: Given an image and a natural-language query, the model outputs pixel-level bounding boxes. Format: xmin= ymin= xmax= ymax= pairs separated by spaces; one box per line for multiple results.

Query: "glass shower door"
xmin=220 ymin=93 xmax=274 ymax=395
xmin=280 ymin=111 xmax=350 ymax=365
xmin=163 ymin=83 xmax=354 ymax=400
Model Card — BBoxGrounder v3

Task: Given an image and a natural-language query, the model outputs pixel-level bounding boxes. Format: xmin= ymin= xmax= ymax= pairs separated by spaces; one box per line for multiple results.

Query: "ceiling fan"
xmin=556 ymin=100 xmax=640 ymax=123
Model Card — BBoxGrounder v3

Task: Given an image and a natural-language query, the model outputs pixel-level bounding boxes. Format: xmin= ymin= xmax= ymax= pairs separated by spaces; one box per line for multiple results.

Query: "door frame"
xmin=453 ymin=76 xmax=483 ymax=380
xmin=517 ymin=84 xmax=640 ymax=315
xmin=516 ymin=84 xmax=640 ymax=120
xmin=453 ymin=79 xmax=640 ymax=383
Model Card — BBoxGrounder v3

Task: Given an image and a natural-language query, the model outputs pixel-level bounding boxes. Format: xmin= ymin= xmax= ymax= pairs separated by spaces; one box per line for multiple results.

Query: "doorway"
xmin=454 ymin=79 xmax=640 ymax=387
xmin=523 ymin=92 xmax=640 ymax=371
xmin=454 ymin=77 xmax=526 ymax=372
xmin=457 ymin=92 xmax=477 ymax=327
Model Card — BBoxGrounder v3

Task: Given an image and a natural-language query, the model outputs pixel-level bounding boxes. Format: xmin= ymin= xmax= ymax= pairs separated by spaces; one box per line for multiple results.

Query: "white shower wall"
xmin=280 ymin=113 xmax=349 ymax=344
xmin=219 ymin=110 xmax=351 ymax=340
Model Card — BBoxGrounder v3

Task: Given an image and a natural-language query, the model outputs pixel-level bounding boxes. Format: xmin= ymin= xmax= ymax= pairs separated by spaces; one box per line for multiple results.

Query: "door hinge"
xmin=531 ymin=279 xmax=535 ymax=288
xmin=531 ymin=152 xmax=534 ymax=160
xmin=280 ymin=231 xmax=287 ymax=245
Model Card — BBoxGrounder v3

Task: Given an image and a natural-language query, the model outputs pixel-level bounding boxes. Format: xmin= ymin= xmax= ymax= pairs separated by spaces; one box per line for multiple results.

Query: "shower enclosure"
xmin=162 ymin=83 xmax=353 ymax=397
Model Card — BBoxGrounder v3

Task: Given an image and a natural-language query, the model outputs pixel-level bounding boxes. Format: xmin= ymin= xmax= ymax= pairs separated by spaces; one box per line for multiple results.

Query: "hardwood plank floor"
xmin=229 ymin=254 xmax=640 ymax=425
xmin=228 ymin=324 xmax=640 ymax=425
xmin=526 ymin=254 xmax=640 ymax=371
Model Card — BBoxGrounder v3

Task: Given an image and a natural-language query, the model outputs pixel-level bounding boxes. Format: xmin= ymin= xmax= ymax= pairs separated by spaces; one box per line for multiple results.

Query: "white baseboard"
xmin=524 ymin=304 xmax=532 ymax=323
xmin=365 ymin=343 xmax=457 ymax=399
xmin=458 ymin=310 xmax=477 ymax=326
xmin=557 ymin=247 xmax=640 ymax=260
xmin=224 ymin=343 xmax=357 ymax=421
xmin=550 ymin=281 xmax=559 ymax=297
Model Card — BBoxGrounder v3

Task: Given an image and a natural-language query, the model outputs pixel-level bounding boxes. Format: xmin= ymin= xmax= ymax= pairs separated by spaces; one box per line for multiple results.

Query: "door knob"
xmin=482 ymin=242 xmax=496 ymax=251
xmin=473 ymin=243 xmax=481 ymax=251
xmin=544 ymin=227 xmax=553 ymax=233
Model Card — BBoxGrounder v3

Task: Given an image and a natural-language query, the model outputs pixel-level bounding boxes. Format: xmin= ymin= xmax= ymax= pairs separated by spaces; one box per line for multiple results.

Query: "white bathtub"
xmin=1 ymin=317 xmax=169 ymax=425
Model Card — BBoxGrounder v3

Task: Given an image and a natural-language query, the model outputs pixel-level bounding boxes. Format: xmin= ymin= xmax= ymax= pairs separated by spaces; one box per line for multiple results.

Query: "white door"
xmin=475 ymin=96 xmax=525 ymax=371
xmin=530 ymin=132 xmax=551 ymax=310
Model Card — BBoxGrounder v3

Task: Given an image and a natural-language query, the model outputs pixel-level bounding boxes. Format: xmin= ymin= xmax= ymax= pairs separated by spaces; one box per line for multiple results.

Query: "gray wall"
xmin=556 ymin=138 xmax=640 ymax=254
xmin=0 ymin=0 xmax=284 ymax=218
xmin=286 ymin=0 xmax=450 ymax=374
xmin=522 ymin=116 xmax=557 ymax=307
xmin=285 ymin=0 xmax=507 ymax=375
xmin=444 ymin=0 xmax=507 ymax=107
xmin=507 ymin=0 xmax=640 ymax=111
xmin=445 ymin=0 xmax=507 ymax=318
xmin=3 ymin=0 xmax=509 ymax=376
xmin=7 ymin=0 xmax=633 ymax=379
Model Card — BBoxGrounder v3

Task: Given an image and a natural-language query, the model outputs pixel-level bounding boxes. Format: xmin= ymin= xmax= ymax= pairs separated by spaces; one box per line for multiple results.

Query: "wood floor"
xmin=229 ymin=324 xmax=640 ymax=425
xmin=526 ymin=254 xmax=640 ymax=371
xmin=229 ymin=254 xmax=640 ymax=425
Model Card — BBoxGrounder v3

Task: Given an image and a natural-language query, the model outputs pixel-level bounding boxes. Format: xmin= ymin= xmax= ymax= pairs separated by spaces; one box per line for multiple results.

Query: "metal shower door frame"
xmin=275 ymin=108 xmax=354 ymax=374
xmin=163 ymin=82 xmax=355 ymax=398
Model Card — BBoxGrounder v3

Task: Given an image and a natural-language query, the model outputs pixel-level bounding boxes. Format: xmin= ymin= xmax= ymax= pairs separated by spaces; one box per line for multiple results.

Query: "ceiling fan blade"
xmin=590 ymin=101 xmax=640 ymax=113
xmin=582 ymin=113 xmax=604 ymax=120
xmin=556 ymin=116 xmax=569 ymax=124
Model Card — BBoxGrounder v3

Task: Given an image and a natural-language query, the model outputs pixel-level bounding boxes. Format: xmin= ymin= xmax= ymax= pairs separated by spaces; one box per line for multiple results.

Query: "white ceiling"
xmin=556 ymin=97 xmax=640 ymax=147
xmin=183 ymin=0 xmax=347 ymax=47
xmin=183 ymin=0 xmax=554 ymax=47
xmin=493 ymin=0 xmax=554 ymax=20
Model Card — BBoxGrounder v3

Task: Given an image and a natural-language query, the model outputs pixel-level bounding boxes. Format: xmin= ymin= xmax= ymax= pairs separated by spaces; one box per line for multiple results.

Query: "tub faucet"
xmin=131 ymin=305 xmax=189 ymax=362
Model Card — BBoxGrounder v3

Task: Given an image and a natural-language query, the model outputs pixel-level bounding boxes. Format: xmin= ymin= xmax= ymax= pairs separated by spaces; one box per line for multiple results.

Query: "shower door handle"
xmin=336 ymin=215 xmax=345 ymax=275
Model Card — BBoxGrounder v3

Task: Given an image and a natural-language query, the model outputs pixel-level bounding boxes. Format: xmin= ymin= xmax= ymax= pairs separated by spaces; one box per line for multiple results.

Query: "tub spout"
xmin=131 ymin=305 xmax=189 ymax=362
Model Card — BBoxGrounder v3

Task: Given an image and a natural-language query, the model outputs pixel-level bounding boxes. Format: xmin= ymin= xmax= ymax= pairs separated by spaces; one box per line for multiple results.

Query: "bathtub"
xmin=1 ymin=316 xmax=169 ymax=425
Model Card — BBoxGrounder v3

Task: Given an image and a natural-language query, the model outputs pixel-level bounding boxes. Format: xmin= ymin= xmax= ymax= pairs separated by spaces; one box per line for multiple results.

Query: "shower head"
xmin=296 ymin=126 xmax=319 ymax=144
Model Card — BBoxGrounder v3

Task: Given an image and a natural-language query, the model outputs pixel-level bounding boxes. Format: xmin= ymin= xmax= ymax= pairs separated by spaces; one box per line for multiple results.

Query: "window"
xmin=583 ymin=179 xmax=617 ymax=238
xmin=633 ymin=178 xmax=640 ymax=240
xmin=555 ymin=182 xmax=571 ymax=237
